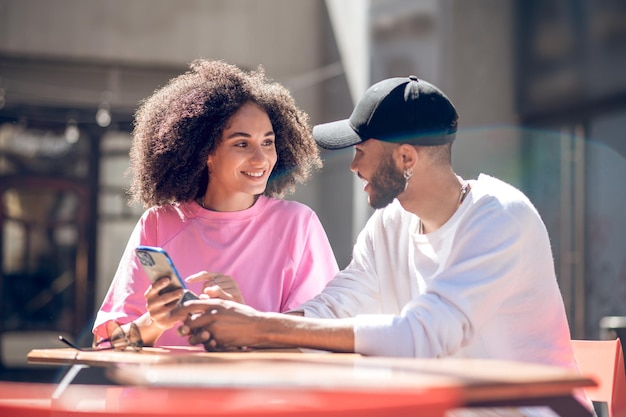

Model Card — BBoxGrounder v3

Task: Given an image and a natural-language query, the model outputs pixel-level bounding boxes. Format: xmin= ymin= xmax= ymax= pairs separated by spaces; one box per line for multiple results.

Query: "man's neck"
xmin=399 ymin=172 xmax=466 ymax=234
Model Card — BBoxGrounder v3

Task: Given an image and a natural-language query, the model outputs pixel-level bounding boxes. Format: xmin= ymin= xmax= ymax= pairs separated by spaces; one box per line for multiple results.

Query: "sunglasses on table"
xmin=58 ymin=322 xmax=143 ymax=352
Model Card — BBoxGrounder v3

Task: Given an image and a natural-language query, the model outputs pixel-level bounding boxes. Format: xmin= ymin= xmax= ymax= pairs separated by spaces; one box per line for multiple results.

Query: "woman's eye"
xmin=235 ymin=142 xmax=247 ymax=148
xmin=263 ymin=139 xmax=275 ymax=147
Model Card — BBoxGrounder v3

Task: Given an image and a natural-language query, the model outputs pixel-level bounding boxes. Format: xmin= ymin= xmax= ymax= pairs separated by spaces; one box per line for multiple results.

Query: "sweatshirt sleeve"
xmin=354 ymin=196 xmax=533 ymax=358
xmin=280 ymin=210 xmax=339 ymax=311
xmin=299 ymin=211 xmax=383 ymax=318
xmin=92 ymin=210 xmax=156 ymax=339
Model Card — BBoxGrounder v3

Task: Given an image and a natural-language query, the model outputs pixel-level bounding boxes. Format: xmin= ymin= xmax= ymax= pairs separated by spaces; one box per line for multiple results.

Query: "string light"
xmin=95 ymin=90 xmax=113 ymax=127
xmin=64 ymin=118 xmax=79 ymax=143
xmin=96 ymin=101 xmax=111 ymax=127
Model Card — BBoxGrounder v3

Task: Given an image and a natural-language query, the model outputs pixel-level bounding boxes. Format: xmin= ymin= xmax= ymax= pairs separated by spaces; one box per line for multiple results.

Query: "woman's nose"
xmin=249 ymin=145 xmax=267 ymax=163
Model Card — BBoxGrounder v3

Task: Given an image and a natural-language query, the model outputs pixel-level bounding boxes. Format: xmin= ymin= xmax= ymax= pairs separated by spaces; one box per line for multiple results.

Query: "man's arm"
xmin=175 ymin=299 xmax=355 ymax=352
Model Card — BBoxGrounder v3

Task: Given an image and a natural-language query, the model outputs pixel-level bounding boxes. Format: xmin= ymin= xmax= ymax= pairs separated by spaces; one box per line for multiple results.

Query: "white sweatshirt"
xmin=301 ymin=174 xmax=577 ymax=370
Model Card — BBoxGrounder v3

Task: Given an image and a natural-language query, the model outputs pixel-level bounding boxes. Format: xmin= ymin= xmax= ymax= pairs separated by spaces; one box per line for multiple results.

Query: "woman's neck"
xmin=199 ymin=193 xmax=259 ymax=212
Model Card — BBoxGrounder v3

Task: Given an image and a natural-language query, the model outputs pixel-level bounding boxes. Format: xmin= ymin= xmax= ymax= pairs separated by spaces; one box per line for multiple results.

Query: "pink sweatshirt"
xmin=93 ymin=196 xmax=338 ymax=346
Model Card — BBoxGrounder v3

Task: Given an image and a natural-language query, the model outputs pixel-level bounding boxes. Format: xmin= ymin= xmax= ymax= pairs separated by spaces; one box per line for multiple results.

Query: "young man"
xmin=174 ymin=76 xmax=577 ymax=369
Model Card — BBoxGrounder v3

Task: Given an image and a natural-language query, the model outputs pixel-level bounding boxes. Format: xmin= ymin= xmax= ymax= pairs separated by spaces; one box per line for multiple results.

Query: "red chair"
xmin=0 ymin=382 xmax=458 ymax=417
xmin=571 ymin=339 xmax=626 ymax=417
xmin=0 ymin=381 xmax=54 ymax=417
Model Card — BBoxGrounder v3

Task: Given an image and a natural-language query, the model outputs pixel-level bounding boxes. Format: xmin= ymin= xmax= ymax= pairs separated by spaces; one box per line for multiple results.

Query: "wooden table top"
xmin=27 ymin=346 xmax=595 ymax=403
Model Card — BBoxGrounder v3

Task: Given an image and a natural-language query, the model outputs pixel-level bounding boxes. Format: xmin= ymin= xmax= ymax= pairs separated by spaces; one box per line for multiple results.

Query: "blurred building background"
xmin=1 ymin=0 xmax=625 ymax=381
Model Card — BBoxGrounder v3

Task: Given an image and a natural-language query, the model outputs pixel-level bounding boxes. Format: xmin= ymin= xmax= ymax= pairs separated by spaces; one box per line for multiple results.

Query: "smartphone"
xmin=135 ymin=245 xmax=199 ymax=304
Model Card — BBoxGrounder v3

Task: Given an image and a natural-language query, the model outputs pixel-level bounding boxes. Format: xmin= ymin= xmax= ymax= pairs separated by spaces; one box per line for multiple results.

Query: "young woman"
xmin=92 ymin=60 xmax=338 ymax=347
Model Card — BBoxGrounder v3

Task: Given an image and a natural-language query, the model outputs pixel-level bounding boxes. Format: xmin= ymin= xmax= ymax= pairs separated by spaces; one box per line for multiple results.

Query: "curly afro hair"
xmin=128 ymin=59 xmax=322 ymax=208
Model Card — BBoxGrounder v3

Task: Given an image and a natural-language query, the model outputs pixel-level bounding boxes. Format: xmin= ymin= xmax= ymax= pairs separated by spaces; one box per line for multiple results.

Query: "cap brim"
xmin=312 ymin=119 xmax=364 ymax=150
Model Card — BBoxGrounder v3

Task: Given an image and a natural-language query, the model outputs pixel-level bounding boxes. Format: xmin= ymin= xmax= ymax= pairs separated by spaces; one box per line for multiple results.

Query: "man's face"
xmin=350 ymin=140 xmax=405 ymax=209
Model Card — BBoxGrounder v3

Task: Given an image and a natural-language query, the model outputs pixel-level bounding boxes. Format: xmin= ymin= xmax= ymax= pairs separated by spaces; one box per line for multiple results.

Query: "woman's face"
xmin=205 ymin=102 xmax=277 ymax=210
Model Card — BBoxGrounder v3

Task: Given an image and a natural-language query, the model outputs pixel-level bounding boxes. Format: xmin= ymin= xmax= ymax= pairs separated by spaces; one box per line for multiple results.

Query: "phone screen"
xmin=135 ymin=246 xmax=189 ymax=292
xmin=135 ymin=246 xmax=199 ymax=304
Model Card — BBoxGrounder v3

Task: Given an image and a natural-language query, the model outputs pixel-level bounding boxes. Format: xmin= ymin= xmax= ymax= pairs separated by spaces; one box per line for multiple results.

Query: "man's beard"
xmin=367 ymin=154 xmax=406 ymax=209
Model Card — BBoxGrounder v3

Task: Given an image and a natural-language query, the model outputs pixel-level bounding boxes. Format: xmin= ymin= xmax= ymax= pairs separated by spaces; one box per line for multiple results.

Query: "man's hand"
xmin=173 ymin=299 xmax=356 ymax=353
xmin=174 ymin=299 xmax=264 ymax=350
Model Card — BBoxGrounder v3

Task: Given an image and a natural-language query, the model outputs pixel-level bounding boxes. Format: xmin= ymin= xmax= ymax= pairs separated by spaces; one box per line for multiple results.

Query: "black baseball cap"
xmin=313 ymin=76 xmax=458 ymax=150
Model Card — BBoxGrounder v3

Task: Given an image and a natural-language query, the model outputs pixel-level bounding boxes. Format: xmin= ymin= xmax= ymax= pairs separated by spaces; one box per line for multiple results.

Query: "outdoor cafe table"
xmin=0 ymin=346 xmax=597 ymax=417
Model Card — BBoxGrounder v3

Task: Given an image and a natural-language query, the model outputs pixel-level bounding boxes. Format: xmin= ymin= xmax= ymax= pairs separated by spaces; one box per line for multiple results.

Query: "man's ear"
xmin=396 ymin=144 xmax=417 ymax=170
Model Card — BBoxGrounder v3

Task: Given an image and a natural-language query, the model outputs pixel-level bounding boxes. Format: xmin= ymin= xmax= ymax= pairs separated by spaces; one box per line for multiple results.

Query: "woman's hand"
xmin=185 ymin=271 xmax=245 ymax=304
xmin=125 ymin=276 xmax=186 ymax=346
xmin=143 ymin=276 xmax=185 ymax=330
